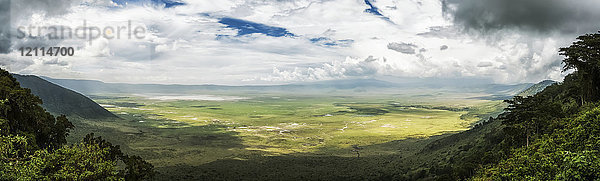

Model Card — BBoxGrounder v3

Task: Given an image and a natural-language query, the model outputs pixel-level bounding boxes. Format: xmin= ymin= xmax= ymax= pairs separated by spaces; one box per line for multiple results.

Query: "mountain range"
xmin=12 ymin=73 xmax=552 ymax=120
xmin=39 ymin=76 xmax=535 ymax=98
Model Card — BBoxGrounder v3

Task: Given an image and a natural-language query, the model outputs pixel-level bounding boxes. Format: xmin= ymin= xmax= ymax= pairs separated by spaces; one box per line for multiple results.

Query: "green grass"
xmin=67 ymin=92 xmax=504 ymax=179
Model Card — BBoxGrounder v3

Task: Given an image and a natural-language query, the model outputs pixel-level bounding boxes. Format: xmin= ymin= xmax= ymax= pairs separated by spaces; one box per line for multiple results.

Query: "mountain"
xmin=39 ymin=77 xmax=399 ymax=95
xmin=12 ymin=74 xmax=116 ymax=119
xmin=40 ymin=76 xmax=533 ymax=97
xmin=517 ymin=80 xmax=556 ymax=97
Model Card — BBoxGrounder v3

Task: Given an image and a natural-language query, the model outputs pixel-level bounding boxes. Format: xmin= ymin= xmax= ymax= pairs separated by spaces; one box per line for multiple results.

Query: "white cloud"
xmin=0 ymin=0 xmax=581 ymax=85
xmin=81 ymin=38 xmax=111 ymax=57
xmin=387 ymin=42 xmax=418 ymax=54
xmin=260 ymin=56 xmax=393 ymax=82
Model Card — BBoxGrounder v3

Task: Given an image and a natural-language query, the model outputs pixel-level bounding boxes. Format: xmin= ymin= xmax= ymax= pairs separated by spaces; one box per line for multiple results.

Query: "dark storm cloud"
xmin=0 ymin=0 xmax=11 ymax=53
xmin=0 ymin=56 xmax=34 ymax=70
xmin=0 ymin=0 xmax=75 ymax=54
xmin=10 ymin=0 xmax=75 ymax=17
xmin=443 ymin=0 xmax=600 ymax=33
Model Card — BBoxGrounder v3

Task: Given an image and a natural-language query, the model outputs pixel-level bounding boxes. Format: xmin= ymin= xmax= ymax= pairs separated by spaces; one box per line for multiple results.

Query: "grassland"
xmin=67 ymin=91 xmax=505 ymax=180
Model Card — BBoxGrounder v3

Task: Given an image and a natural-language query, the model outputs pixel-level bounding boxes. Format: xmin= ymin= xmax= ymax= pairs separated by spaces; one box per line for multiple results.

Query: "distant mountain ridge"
xmin=12 ymin=74 xmax=116 ymax=119
xmin=39 ymin=77 xmax=400 ymax=94
xmin=40 ymin=76 xmax=534 ymax=98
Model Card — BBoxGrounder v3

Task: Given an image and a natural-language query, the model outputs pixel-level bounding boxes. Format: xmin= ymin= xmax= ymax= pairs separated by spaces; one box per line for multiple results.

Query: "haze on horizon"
xmin=1 ymin=0 xmax=600 ymax=85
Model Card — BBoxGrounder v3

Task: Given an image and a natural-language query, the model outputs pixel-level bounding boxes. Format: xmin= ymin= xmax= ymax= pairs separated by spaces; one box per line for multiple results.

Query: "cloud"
xmin=111 ymin=0 xmax=185 ymax=8
xmin=417 ymin=26 xmax=463 ymax=39
xmin=81 ymin=38 xmax=111 ymax=57
xmin=443 ymin=0 xmax=600 ymax=34
xmin=43 ymin=58 xmax=69 ymax=66
xmin=440 ymin=45 xmax=448 ymax=50
xmin=477 ymin=61 xmax=492 ymax=67
xmin=0 ymin=0 xmax=77 ymax=54
xmin=309 ymin=37 xmax=354 ymax=47
xmin=0 ymin=56 xmax=34 ymax=71
xmin=0 ymin=0 xmax=578 ymax=85
xmin=81 ymin=0 xmax=119 ymax=7
xmin=0 ymin=0 xmax=9 ymax=53
xmin=387 ymin=42 xmax=418 ymax=54
xmin=261 ymin=56 xmax=393 ymax=82
xmin=8 ymin=0 xmax=76 ymax=17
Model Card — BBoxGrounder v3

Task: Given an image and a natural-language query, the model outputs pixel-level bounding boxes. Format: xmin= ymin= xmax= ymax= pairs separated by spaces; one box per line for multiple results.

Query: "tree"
xmin=470 ymin=31 xmax=600 ymax=180
xmin=82 ymin=133 xmax=156 ymax=180
xmin=0 ymin=69 xmax=74 ymax=150
xmin=351 ymin=145 xmax=362 ymax=158
xmin=501 ymin=95 xmax=563 ymax=147
xmin=473 ymin=106 xmax=600 ymax=180
xmin=0 ymin=68 xmax=155 ymax=180
xmin=559 ymin=31 xmax=600 ymax=103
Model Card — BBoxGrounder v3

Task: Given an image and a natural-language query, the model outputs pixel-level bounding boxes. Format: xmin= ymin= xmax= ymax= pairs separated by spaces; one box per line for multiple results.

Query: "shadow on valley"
xmin=66 ymin=117 xmax=251 ymax=174
xmin=155 ymin=137 xmax=437 ymax=181
xmin=154 ymin=117 xmax=503 ymax=181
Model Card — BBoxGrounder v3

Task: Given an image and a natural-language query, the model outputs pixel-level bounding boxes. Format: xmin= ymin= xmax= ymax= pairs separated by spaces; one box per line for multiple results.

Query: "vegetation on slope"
xmin=12 ymin=74 xmax=116 ymax=119
xmin=0 ymin=69 xmax=154 ymax=180
xmin=468 ymin=31 xmax=600 ymax=180
xmin=516 ymin=80 xmax=556 ymax=97
xmin=400 ymin=31 xmax=600 ymax=181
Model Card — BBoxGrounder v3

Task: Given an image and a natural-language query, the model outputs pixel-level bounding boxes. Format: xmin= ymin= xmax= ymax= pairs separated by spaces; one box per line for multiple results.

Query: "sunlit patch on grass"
xmin=88 ymin=94 xmax=503 ymax=166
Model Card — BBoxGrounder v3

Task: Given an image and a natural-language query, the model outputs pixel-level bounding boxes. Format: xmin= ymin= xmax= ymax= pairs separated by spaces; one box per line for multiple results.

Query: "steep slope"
xmin=517 ymin=80 xmax=556 ymax=97
xmin=12 ymin=74 xmax=116 ymax=119
xmin=411 ymin=80 xmax=557 ymax=180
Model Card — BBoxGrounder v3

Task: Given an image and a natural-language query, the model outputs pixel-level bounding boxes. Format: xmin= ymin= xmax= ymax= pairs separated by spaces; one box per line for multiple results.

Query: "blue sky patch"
xmin=310 ymin=37 xmax=353 ymax=47
xmin=364 ymin=0 xmax=384 ymax=16
xmin=218 ymin=17 xmax=295 ymax=37
xmin=364 ymin=0 xmax=392 ymax=22
xmin=309 ymin=37 xmax=329 ymax=43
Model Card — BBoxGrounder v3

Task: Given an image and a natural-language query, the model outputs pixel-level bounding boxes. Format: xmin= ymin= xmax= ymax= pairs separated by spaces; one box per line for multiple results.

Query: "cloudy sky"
xmin=0 ymin=0 xmax=599 ymax=85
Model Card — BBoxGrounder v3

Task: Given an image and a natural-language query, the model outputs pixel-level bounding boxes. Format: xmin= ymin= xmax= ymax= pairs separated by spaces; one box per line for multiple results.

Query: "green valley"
xmin=64 ymin=91 xmax=505 ymax=179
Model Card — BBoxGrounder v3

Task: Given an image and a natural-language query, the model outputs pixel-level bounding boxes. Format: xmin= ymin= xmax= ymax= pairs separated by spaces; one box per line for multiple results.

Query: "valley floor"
xmin=67 ymin=92 xmax=505 ymax=180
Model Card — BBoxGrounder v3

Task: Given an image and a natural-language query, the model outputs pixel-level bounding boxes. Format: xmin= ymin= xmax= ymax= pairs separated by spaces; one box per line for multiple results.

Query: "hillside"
xmin=12 ymin=74 xmax=116 ymax=119
xmin=517 ymin=80 xmax=556 ymax=97
xmin=1 ymin=68 xmax=154 ymax=180
xmin=408 ymin=79 xmax=561 ymax=180
xmin=410 ymin=31 xmax=600 ymax=180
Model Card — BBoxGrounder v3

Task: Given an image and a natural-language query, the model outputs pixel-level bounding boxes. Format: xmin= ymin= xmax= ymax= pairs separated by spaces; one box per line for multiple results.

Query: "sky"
xmin=0 ymin=0 xmax=599 ymax=85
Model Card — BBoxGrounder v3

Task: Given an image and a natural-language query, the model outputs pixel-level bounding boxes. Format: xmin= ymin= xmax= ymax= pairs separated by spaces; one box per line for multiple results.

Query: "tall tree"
xmin=560 ymin=31 xmax=600 ymax=103
xmin=0 ymin=69 xmax=74 ymax=150
xmin=0 ymin=69 xmax=154 ymax=180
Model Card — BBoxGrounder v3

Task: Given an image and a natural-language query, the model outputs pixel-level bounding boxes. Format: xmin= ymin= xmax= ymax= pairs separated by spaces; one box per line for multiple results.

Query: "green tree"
xmin=559 ymin=31 xmax=600 ymax=103
xmin=473 ymin=106 xmax=600 ymax=180
xmin=469 ymin=31 xmax=600 ymax=180
xmin=0 ymin=69 xmax=74 ymax=150
xmin=0 ymin=68 xmax=155 ymax=180
xmin=501 ymin=95 xmax=563 ymax=147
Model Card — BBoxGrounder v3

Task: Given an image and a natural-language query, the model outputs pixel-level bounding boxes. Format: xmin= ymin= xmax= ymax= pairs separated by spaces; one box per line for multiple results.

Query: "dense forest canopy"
xmin=392 ymin=31 xmax=600 ymax=180
xmin=0 ymin=69 xmax=154 ymax=180
xmin=466 ymin=31 xmax=600 ymax=180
